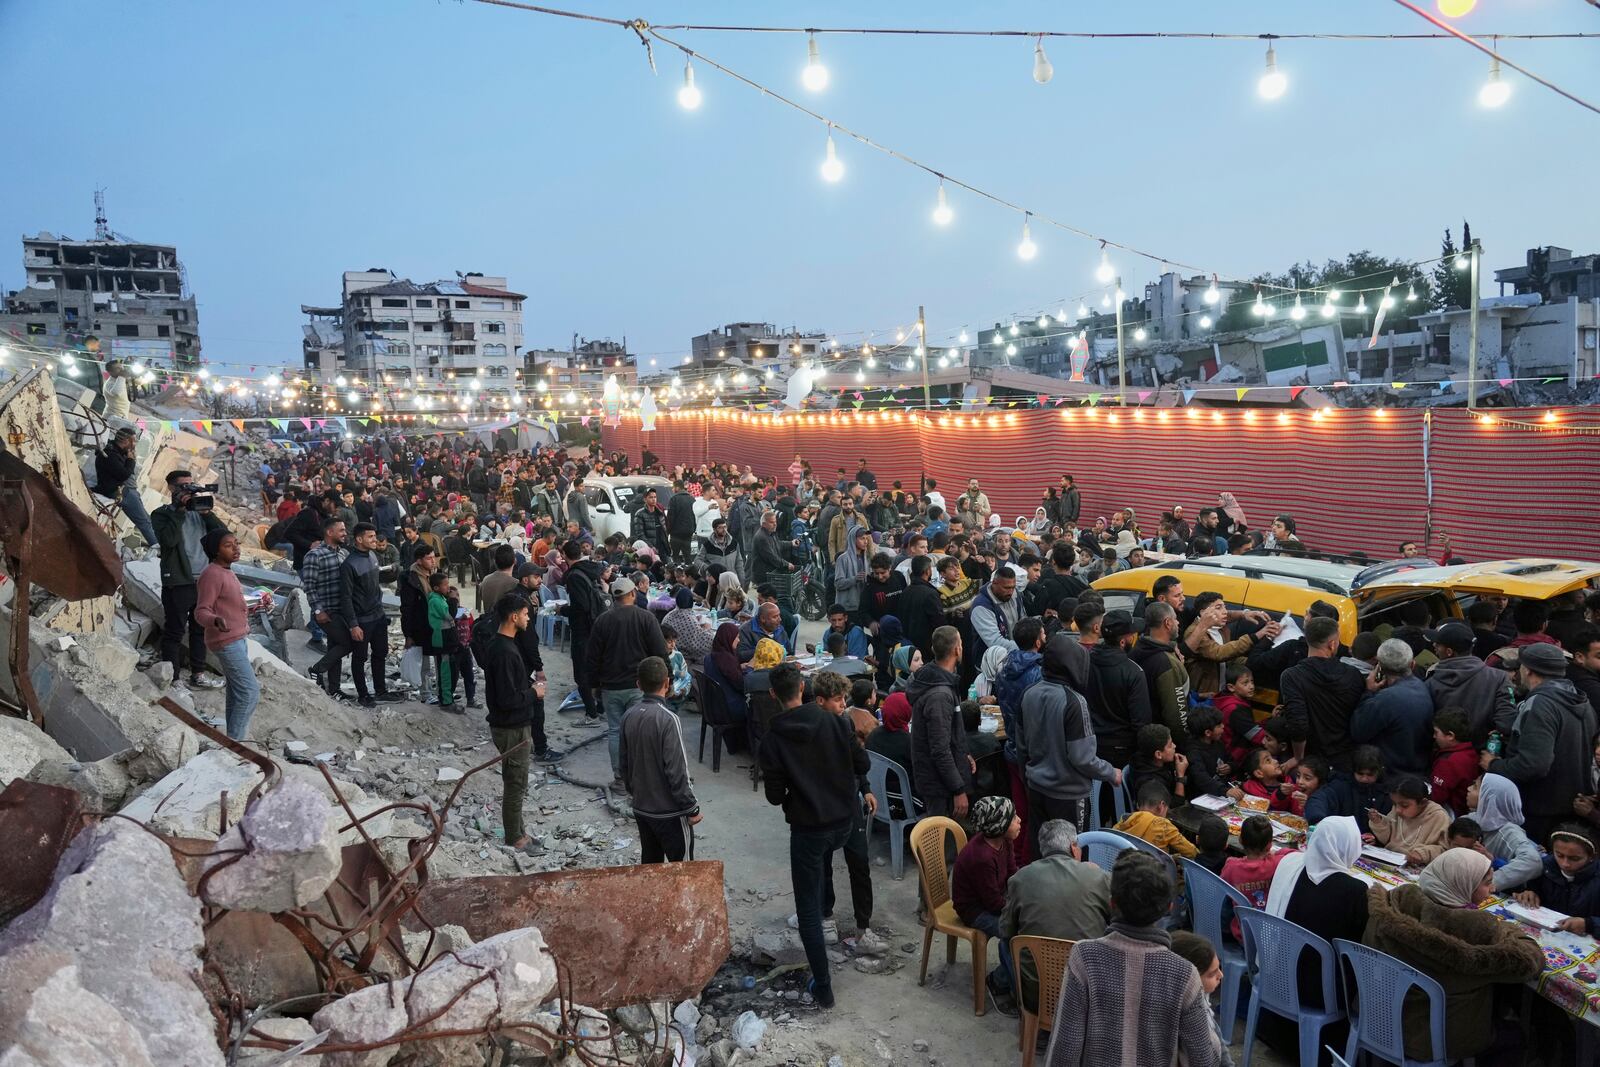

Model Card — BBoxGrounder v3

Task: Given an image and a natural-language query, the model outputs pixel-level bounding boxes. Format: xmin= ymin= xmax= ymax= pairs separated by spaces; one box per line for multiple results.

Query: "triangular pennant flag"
xmin=852 ymin=400 xmax=864 ymax=409
xmin=937 ymin=397 xmax=952 ymax=405
xmin=1333 ymin=380 xmax=1349 ymax=388
xmin=1037 ymin=394 xmax=1049 ymax=405
xmin=1087 ymin=393 xmax=1101 ymax=406
xmin=1289 ymin=386 xmax=1306 ymax=401
xmin=1182 ymin=389 xmax=1197 ymax=404
xmin=165 ymin=420 xmax=178 ymax=432
xmin=1497 ymin=378 xmax=1512 ymax=388
xmin=1543 ymin=376 xmax=1562 ymax=384
xmin=135 ymin=418 xmax=147 ymax=431
xmin=273 ymin=419 xmax=289 ymax=431
xmin=580 ymin=416 xmax=591 ymax=427
xmin=199 ymin=420 xmax=213 ymax=434
xmin=315 ymin=419 xmax=327 ymax=430
xmin=300 ymin=418 xmax=313 ymax=430
xmin=230 ymin=419 xmax=245 ymax=432
xmin=1394 ymin=382 xmax=1407 ymax=389
xmin=1438 ymin=380 xmax=1453 ymax=392
xmin=1136 ymin=390 xmax=1151 ymax=403
xmin=371 ymin=415 xmax=382 ymax=423
xmin=1235 ymin=388 xmax=1250 ymax=401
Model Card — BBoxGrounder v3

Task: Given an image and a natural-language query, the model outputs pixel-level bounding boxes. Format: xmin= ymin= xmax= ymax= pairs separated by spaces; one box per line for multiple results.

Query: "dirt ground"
xmin=202 ymin=598 xmax=1291 ymax=1067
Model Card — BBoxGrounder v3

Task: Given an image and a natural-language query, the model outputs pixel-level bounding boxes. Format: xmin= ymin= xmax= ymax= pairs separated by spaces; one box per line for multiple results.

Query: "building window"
xmin=415 ymin=298 xmax=432 ymax=308
xmin=483 ymin=321 xmax=505 ymax=334
xmin=483 ymin=343 xmax=508 ymax=357
xmin=481 ymin=300 xmax=505 ymax=310
xmin=380 ymin=298 xmax=408 ymax=308
xmin=389 ymin=342 xmax=410 ymax=356
xmin=157 ymin=325 xmax=170 ymax=337
xmin=454 ymin=300 xmax=470 ymax=310
xmin=419 ymin=322 xmax=435 ymax=332
xmin=451 ymin=344 xmax=475 ymax=356
xmin=116 ymin=324 xmax=140 ymax=337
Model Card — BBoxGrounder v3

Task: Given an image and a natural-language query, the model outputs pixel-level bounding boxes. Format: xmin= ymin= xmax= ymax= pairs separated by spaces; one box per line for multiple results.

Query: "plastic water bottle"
xmin=1486 ymin=731 xmax=1503 ymax=756
xmin=741 ymin=975 xmax=757 ymax=990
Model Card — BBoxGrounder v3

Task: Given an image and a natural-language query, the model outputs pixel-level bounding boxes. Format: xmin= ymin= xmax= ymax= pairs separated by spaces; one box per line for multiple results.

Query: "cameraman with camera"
xmin=152 ymin=470 xmax=227 ymax=691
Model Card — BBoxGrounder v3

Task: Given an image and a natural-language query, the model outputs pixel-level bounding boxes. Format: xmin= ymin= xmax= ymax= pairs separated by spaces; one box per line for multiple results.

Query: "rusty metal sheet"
xmin=413 ymin=861 xmax=730 ymax=1009
xmin=0 ymin=779 xmax=85 ymax=925
xmin=0 ymin=448 xmax=123 ymax=602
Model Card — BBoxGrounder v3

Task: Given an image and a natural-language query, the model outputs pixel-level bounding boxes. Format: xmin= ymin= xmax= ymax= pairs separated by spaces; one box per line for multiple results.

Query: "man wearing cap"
xmin=1082 ymin=609 xmax=1152 ymax=774
xmin=1482 ymin=642 xmax=1597 ymax=845
xmin=1425 ymin=621 xmax=1516 ymax=745
xmin=586 ymin=573 xmax=669 ymax=792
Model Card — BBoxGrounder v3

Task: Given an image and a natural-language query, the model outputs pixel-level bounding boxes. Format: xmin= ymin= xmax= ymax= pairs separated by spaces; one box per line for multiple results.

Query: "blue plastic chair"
xmin=1106 ymin=829 xmax=1181 ymax=927
xmin=1076 ymin=830 xmax=1135 ymax=872
xmin=1179 ymin=857 xmax=1252 ymax=1044
xmin=1236 ymin=908 xmax=1346 ymax=1067
xmin=866 ymin=751 xmax=922 ymax=880
xmin=1115 ymin=764 xmax=1134 ymax=822
xmin=1333 ymin=939 xmax=1455 ymax=1067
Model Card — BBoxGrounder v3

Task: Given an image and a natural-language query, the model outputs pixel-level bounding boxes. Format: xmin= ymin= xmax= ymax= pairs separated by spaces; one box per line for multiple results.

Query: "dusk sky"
xmin=3 ymin=1 xmax=1596 ymax=373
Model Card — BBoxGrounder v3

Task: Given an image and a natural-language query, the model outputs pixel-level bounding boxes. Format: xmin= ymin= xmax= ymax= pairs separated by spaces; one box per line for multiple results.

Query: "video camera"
xmin=176 ymin=483 xmax=219 ymax=513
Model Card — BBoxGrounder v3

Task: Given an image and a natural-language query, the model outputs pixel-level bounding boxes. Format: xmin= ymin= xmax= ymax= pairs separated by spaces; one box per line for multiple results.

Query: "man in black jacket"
xmin=751 ymin=509 xmax=794 ymax=587
xmin=558 ymin=541 xmax=610 ymax=720
xmin=1280 ymin=615 xmax=1366 ymax=772
xmin=759 ymin=663 xmax=874 ymax=1010
xmin=898 ymin=555 xmax=947 ymax=663
xmin=484 ymin=594 xmax=544 ymax=851
xmin=1083 ymin=610 xmax=1152 ymax=772
xmin=331 ymin=523 xmax=398 ymax=707
xmin=630 ymin=488 xmax=669 ymax=559
xmin=666 ymin=482 xmax=698 ymax=564
xmin=907 ymin=625 xmax=972 ymax=819
xmin=94 ymin=427 xmax=156 ymax=545
xmin=286 ymin=490 xmax=335 ymax=568
xmin=619 ymin=656 xmax=701 ymax=863
xmin=400 ymin=545 xmax=440 ymax=700
xmin=586 ymin=576 xmax=669 ymax=792
xmin=1032 ymin=542 xmax=1089 ymax=621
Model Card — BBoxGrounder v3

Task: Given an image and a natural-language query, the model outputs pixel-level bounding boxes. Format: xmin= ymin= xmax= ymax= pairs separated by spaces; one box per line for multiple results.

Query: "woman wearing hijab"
xmin=975 ymin=645 xmax=1009 ymax=701
xmin=702 ymin=622 xmax=748 ymax=727
xmin=1363 ymin=848 xmax=1542 ymax=1064
xmin=866 ymin=691 xmax=920 ymax=816
xmin=742 ymin=637 xmax=787 ymax=751
xmin=889 ymin=644 xmax=922 ymax=693
xmin=872 ymin=615 xmax=903 ymax=691
xmin=1026 ymin=507 xmax=1052 ymax=538
xmin=1464 ymin=773 xmax=1544 ymax=891
xmin=1263 ymin=816 xmax=1367 ymax=1025
xmin=1216 ymin=491 xmax=1248 ymax=541
xmin=715 ymin=571 xmax=746 ymax=615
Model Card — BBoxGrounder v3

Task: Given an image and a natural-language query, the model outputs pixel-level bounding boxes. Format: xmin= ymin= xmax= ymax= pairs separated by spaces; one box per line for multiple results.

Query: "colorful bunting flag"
xmin=1182 ymin=389 xmax=1197 ymax=404
xmin=300 ymin=418 xmax=312 ymax=430
xmin=200 ymin=420 xmax=213 ymax=434
xmin=1235 ymin=388 xmax=1250 ymax=401
xmin=1087 ymin=393 xmax=1101 ymax=406
xmin=230 ymin=419 xmax=245 ymax=432
xmin=1498 ymin=378 xmax=1512 ymax=388
xmin=1136 ymin=391 xmax=1151 ymax=403
xmin=1439 ymin=380 xmax=1453 ymax=392
xmin=135 ymin=418 xmax=147 ymax=431
xmin=1288 ymin=386 xmax=1306 ymax=401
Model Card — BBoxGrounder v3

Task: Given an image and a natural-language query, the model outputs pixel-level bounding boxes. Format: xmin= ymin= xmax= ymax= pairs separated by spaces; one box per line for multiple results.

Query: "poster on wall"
xmin=110 ymin=338 xmax=175 ymax=366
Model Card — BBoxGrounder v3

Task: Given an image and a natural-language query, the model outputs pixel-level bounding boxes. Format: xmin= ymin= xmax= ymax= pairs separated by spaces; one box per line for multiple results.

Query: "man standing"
xmin=1350 ymin=638 xmax=1435 ymax=779
xmin=854 ymin=458 xmax=876 ymax=491
xmin=332 ymin=522 xmax=397 ymax=707
xmin=1018 ymin=634 xmax=1121 ymax=857
xmin=482 ymin=593 xmax=545 ymax=852
xmin=1059 ymin=475 xmax=1080 ymax=526
xmin=1279 ymin=616 xmax=1366 ymax=771
xmin=303 ymin=518 xmax=351 ymax=698
xmin=558 ymin=539 xmax=610 ymax=720
xmin=586 ymin=575 xmax=669 ymax=792
xmin=94 ymin=427 xmax=156 ymax=546
xmin=152 ymin=470 xmax=227 ymax=692
xmin=970 ymin=565 xmax=1022 ymax=662
xmin=909 ymin=625 xmax=973 ymax=819
xmin=193 ymin=529 xmax=266 ymax=740
xmin=564 ymin=475 xmax=591 ymax=534
xmin=476 ymin=544 xmax=518 ymax=614
xmin=1130 ymin=602 xmax=1190 ymax=744
xmin=400 ymin=544 xmax=440 ymax=701
xmin=619 ymin=656 xmax=701 ymax=863
xmin=832 ymin=527 xmax=874 ymax=622
xmin=760 ymin=663 xmax=874 ymax=1010
xmin=1482 ymin=642 xmax=1597 ymax=845
xmin=898 ymin=555 xmax=946 ymax=662
xmin=752 ymin=509 xmax=795 ymax=588
xmin=630 ymin=487 xmax=669 ymax=560
xmin=666 ymin=481 xmax=698 ymax=564
xmin=1082 ymin=610 xmax=1151 ymax=773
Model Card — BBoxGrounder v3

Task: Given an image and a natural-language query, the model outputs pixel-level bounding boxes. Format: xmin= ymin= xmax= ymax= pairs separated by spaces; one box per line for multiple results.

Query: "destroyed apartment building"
xmin=0 ymin=368 xmax=741 ymax=1066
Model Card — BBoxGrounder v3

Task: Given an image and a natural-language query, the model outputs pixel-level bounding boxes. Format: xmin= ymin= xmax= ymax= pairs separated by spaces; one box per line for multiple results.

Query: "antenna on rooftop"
xmin=93 ymin=188 xmax=110 ymax=240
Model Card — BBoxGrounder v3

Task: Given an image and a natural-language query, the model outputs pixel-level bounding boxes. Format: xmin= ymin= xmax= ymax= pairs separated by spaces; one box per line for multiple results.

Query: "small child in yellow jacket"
xmin=1114 ymin=781 xmax=1199 ymax=859
xmin=1366 ymin=774 xmax=1450 ymax=866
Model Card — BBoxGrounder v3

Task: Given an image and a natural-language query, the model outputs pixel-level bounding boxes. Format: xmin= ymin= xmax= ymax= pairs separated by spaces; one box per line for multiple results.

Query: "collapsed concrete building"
xmin=0 ymin=368 xmax=733 ymax=1066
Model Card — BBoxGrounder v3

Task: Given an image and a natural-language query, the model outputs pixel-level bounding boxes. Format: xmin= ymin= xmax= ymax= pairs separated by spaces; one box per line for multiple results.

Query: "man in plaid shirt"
xmin=304 ymin=519 xmax=351 ymax=697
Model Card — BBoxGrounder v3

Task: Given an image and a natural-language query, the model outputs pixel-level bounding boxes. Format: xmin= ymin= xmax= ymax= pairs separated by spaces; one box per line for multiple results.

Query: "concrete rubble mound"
xmin=199 ymin=778 xmax=342 ymax=912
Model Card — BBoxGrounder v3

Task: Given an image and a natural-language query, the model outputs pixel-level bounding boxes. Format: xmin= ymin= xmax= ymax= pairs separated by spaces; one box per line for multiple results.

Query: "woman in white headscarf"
xmin=975 ymin=645 xmax=1010 ymax=701
xmin=1262 ymin=817 xmax=1368 ymax=1017
xmin=1026 ymin=507 xmax=1051 ymax=537
xmin=1216 ymin=491 xmax=1248 ymax=537
xmin=1464 ymin=773 xmax=1544 ymax=891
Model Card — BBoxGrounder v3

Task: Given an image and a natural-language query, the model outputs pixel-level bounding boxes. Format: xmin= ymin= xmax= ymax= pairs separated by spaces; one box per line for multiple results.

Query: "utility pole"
xmin=917 ymin=305 xmax=931 ymax=412
xmin=1467 ymin=239 xmax=1483 ymax=409
xmin=1113 ymin=278 xmax=1127 ymax=404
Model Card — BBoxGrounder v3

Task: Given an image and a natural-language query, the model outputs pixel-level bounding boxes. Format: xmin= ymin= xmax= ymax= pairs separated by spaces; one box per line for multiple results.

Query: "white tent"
xmin=467 ymin=416 xmax=559 ymax=452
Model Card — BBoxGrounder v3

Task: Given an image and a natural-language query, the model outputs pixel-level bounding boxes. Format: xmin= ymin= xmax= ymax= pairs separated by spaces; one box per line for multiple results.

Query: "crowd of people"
xmin=134 ymin=429 xmax=1600 ymax=1065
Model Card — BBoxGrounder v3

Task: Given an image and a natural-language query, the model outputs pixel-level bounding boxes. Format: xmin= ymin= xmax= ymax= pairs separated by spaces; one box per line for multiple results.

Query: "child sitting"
xmin=1195 ymin=814 xmax=1231 ymax=876
xmin=1169 ymin=932 xmax=1236 ymax=1067
xmin=1239 ymin=749 xmax=1296 ymax=813
xmin=1220 ymin=815 xmax=1287 ymax=938
xmin=1464 ymin=773 xmax=1544 ymax=892
xmin=1447 ymin=816 xmax=1486 ymax=853
xmin=1430 ymin=708 xmax=1479 ymax=818
xmin=1350 ymin=745 xmax=1392 ymax=834
xmin=1514 ymin=823 xmax=1600 ymax=935
xmin=662 ymin=626 xmax=692 ymax=705
xmin=1216 ymin=668 xmax=1263 ymax=767
xmin=951 ymin=796 xmax=1022 ymax=1015
xmin=1128 ymin=723 xmax=1190 ymax=806
xmin=1114 ymin=781 xmax=1198 ymax=858
xmin=1296 ymin=755 xmax=1354 ymax=824
xmin=1183 ymin=707 xmax=1245 ymax=800
xmin=1367 ymin=775 xmax=1450 ymax=866
xmin=845 ymin=677 xmax=879 ymax=748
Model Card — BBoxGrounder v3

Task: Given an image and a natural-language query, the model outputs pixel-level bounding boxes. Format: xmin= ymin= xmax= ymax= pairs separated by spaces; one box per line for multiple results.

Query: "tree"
xmin=1431 ymin=220 xmax=1474 ymax=311
xmin=1215 ymin=251 xmax=1432 ymax=335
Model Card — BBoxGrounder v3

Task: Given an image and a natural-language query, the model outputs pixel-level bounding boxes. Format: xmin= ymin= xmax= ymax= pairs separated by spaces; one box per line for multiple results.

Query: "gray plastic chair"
xmin=1237 ymin=909 xmax=1346 ymax=1067
xmin=866 ymin=751 xmax=921 ymax=879
xmin=1333 ymin=939 xmax=1458 ymax=1067
xmin=1075 ymin=830 xmax=1135 ymax=872
xmin=1179 ymin=856 xmax=1252 ymax=1043
xmin=1115 ymin=764 xmax=1134 ymax=821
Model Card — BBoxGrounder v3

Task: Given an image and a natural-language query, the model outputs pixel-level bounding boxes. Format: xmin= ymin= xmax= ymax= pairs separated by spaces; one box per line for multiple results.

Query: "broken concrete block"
xmin=235 ymin=1016 xmax=324 ymax=1067
xmin=109 ymin=607 xmax=157 ymax=652
xmin=312 ymin=928 xmax=558 ymax=1067
xmin=120 ymin=559 xmax=165 ymax=621
xmin=66 ymin=631 xmax=139 ymax=684
xmin=0 ymin=822 xmax=222 ymax=1067
xmin=0 ymin=717 xmax=73 ymax=790
xmin=25 ymin=755 xmax=132 ymax=810
xmin=31 ymin=646 xmax=199 ymax=765
xmin=0 ymin=964 xmax=157 ymax=1067
xmin=400 ymin=923 xmax=476 ymax=968
xmin=435 ymin=767 xmax=464 ymax=783
xmin=145 ymin=661 xmax=175 ymax=690
xmin=200 ymin=779 xmax=341 ymax=912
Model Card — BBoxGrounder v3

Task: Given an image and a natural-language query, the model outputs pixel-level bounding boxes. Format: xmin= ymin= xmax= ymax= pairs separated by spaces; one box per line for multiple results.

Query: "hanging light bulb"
xmin=819 ymin=126 xmax=844 ymax=182
xmin=1133 ymin=327 xmax=1148 ymax=341
xmin=1008 ymin=323 xmax=1019 ymax=336
xmin=1258 ymin=40 xmax=1288 ymax=100
xmin=1321 ymin=296 xmax=1336 ymax=318
xmin=1077 ymin=302 xmax=1090 ymax=318
xmin=1016 ymin=214 xmax=1036 ymax=260
xmin=1456 ymin=252 xmax=1472 ymax=272
xmin=801 ymin=33 xmax=829 ymax=92
xmin=1381 ymin=292 xmax=1396 ymax=310
xmin=931 ymin=179 xmax=953 ymax=226
xmin=1204 ymin=279 xmax=1221 ymax=305
xmin=1095 ymin=247 xmax=1115 ymax=283
xmin=1057 ymin=306 xmax=1068 ymax=321
xmin=1005 ymin=343 xmax=1018 ymax=357
xmin=1438 ymin=0 xmax=1477 ymax=17
xmin=1289 ymin=293 xmax=1307 ymax=321
xmin=334 ymin=374 xmax=348 ymax=387
xmin=896 ymin=330 xmax=906 ymax=342
xmin=563 ymin=390 xmax=577 ymax=404
xmin=865 ymin=355 xmax=876 ymax=368
xmin=677 ymin=59 xmax=702 ymax=110
xmin=1198 ymin=315 xmax=1213 ymax=330
xmin=1032 ymin=36 xmax=1053 ymax=84
xmin=1479 ymin=55 xmax=1510 ymax=109
xmin=1356 ymin=295 xmax=1369 ymax=314
xmin=1252 ymin=291 xmax=1267 ymax=317
xmin=1406 ymin=284 xmax=1419 ymax=302
xmin=958 ymin=328 xmax=969 ymax=344
xmin=1037 ymin=313 xmax=1050 ymax=327
xmin=1100 ymin=294 xmax=1111 ymax=309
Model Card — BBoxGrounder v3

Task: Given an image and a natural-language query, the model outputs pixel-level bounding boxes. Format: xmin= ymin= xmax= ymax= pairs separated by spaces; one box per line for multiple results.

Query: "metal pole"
xmin=917 ymin=304 xmax=931 ymax=412
xmin=1468 ymin=240 xmax=1482 ymax=408
xmin=1114 ymin=278 xmax=1127 ymax=404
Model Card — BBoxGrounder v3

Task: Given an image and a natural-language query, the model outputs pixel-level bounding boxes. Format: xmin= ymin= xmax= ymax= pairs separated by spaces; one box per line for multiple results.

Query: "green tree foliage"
xmin=1216 ymin=251 xmax=1433 ymax=335
xmin=1431 ymin=220 xmax=1475 ymax=311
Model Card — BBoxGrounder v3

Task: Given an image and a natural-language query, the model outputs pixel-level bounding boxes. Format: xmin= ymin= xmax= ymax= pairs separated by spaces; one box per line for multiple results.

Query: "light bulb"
xmin=1204 ymin=281 xmax=1220 ymax=305
xmin=802 ymin=34 xmax=829 ymax=92
xmin=1057 ymin=306 xmax=1067 ymax=321
xmin=1017 ymin=215 xmax=1036 ymax=260
xmin=958 ymin=329 xmax=969 ymax=344
xmin=1005 ymin=344 xmax=1017 ymax=357
xmin=1258 ymin=42 xmax=1287 ymax=100
xmin=854 ymin=371 xmax=864 ymax=383
xmin=1290 ymin=294 xmax=1307 ymax=321
xmin=820 ymin=128 xmax=843 ymax=182
xmin=1356 ymin=296 xmax=1369 ymax=314
xmin=1253 ymin=292 xmax=1266 ymax=316
xmin=1199 ymin=315 xmax=1213 ymax=329
xmin=865 ymin=356 xmax=876 ymax=368
xmin=1381 ymin=294 xmax=1396 ymax=310
xmin=896 ymin=330 xmax=906 ymax=342
xmin=1077 ymin=302 xmax=1090 ymax=318
xmin=1133 ymin=327 xmax=1148 ymax=341
xmin=335 ymin=374 xmax=347 ymax=387
xmin=563 ymin=390 xmax=577 ymax=404
xmin=197 ymin=368 xmax=210 ymax=380
xmin=1438 ymin=0 xmax=1476 ymax=16
xmin=1037 ymin=314 xmax=1050 ymax=327
xmin=1321 ymin=299 xmax=1335 ymax=318
xmin=536 ymin=380 xmax=548 ymax=392
xmin=346 ymin=391 xmax=360 ymax=404
xmin=1095 ymin=250 xmax=1115 ymax=283
xmin=1032 ymin=37 xmax=1053 ymax=84
xmin=1406 ymin=285 xmax=1418 ymax=301
xmin=1101 ymin=294 xmax=1111 ymax=309
xmin=914 ymin=346 xmax=925 ymax=357
xmin=1479 ymin=58 xmax=1510 ymax=108
xmin=678 ymin=60 xmax=702 ymax=110
xmin=931 ymin=180 xmax=953 ymax=226
xmin=1009 ymin=323 xmax=1019 ymax=336
xmin=1456 ymin=253 xmax=1472 ymax=272
xmin=764 ymin=368 xmax=774 ymax=379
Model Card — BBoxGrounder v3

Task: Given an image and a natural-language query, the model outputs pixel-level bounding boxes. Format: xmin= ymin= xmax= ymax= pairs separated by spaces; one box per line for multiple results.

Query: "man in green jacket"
xmin=1129 ymin=601 xmax=1190 ymax=746
xmin=151 ymin=470 xmax=227 ymax=691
